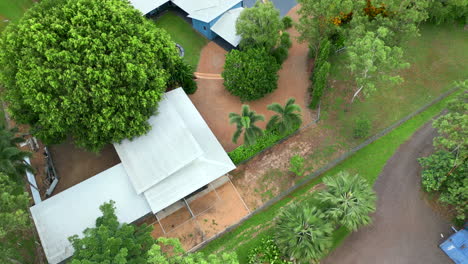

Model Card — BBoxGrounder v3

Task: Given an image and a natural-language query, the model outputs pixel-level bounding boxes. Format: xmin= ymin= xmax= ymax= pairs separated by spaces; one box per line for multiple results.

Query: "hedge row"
xmin=309 ymin=39 xmax=331 ymax=109
xmin=228 ymin=126 xmax=299 ymax=165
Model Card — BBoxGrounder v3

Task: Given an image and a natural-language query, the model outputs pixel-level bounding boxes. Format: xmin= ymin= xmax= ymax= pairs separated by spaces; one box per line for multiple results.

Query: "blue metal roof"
xmin=440 ymin=229 xmax=468 ymax=264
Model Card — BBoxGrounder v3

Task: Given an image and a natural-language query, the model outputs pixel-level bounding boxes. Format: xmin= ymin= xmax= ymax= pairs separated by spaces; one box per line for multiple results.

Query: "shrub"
xmin=353 ymin=118 xmax=371 ymax=139
xmin=272 ymin=32 xmax=292 ymax=64
xmin=275 ymin=203 xmax=334 ymax=263
xmin=247 ymin=237 xmax=292 ymax=264
xmin=228 ymin=126 xmax=299 ymax=164
xmin=309 ymin=61 xmax=330 ymax=109
xmin=329 ymin=32 xmax=346 ymax=53
xmin=315 ymin=39 xmax=331 ymax=69
xmin=223 ymin=48 xmax=280 ymax=101
xmin=280 ymin=32 xmax=292 ymax=49
xmin=289 ymin=154 xmax=305 ymax=176
xmin=170 ymin=60 xmax=197 ymax=94
xmin=282 ymin=16 xmax=293 ymax=30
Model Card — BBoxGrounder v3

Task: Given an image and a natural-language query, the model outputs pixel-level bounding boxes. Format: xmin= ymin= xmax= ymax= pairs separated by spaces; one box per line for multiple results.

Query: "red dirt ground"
xmin=191 ymin=5 xmax=313 ymax=152
xmin=48 ymin=139 xmax=121 ymax=196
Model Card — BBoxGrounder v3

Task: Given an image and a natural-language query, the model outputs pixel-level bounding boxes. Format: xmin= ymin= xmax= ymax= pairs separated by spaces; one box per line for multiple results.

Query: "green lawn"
xmin=201 ymin=89 xmax=462 ymax=263
xmin=321 ymin=23 xmax=468 ymax=143
xmin=154 ymin=12 xmax=209 ymax=69
xmin=0 ymin=0 xmax=34 ymax=31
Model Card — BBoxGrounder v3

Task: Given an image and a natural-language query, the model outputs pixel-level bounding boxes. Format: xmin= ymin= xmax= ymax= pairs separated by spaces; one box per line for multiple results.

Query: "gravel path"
xmin=322 ymin=121 xmax=453 ymax=264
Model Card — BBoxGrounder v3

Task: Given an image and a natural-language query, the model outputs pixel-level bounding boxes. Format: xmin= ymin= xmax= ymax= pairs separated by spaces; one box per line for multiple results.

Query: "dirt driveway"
xmin=322 ymin=121 xmax=452 ymax=264
xmin=191 ymin=5 xmax=313 ymax=151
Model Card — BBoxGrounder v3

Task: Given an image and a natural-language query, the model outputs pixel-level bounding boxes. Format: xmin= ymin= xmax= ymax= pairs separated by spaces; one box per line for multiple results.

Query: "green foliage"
xmin=228 ymin=126 xmax=298 ymax=165
xmin=0 ymin=0 xmax=182 ymax=152
xmin=315 ymin=39 xmax=331 ymax=68
xmin=247 ymin=237 xmax=292 ymax=264
xmin=170 ymin=60 xmax=197 ymax=94
xmin=428 ymin=0 xmax=468 ymax=24
xmin=237 ymin=1 xmax=283 ymax=51
xmin=0 ymin=126 xmax=33 ymax=179
xmin=147 ymin=237 xmax=239 ymax=264
xmin=432 ymin=90 xmax=467 ymax=157
xmin=418 ymin=151 xmax=467 ymax=220
xmin=309 ymin=62 xmax=331 ymax=109
xmin=267 ymin=98 xmax=302 ymax=135
xmin=289 ymin=155 xmax=305 ymax=177
xmin=347 ymin=27 xmax=410 ymax=102
xmin=229 ymin=105 xmax=265 ymax=146
xmin=223 ymin=48 xmax=280 ymax=101
xmin=275 ymin=203 xmax=334 ymax=263
xmin=296 ymin=0 xmax=354 ymax=54
xmin=0 ymin=172 xmax=31 ymax=263
xmin=282 ymin=16 xmax=293 ymax=30
xmin=317 ymin=171 xmax=377 ymax=231
xmin=353 ymin=118 xmax=371 ymax=139
xmin=271 ymin=32 xmax=292 ymax=64
xmin=69 ymin=201 xmax=154 ymax=264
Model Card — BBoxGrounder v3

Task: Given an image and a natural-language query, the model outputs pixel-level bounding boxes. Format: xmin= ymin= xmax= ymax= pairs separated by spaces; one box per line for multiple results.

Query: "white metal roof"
xmin=184 ymin=0 xmax=242 ymax=22
xmin=30 ymin=88 xmax=235 ymax=263
xmin=30 ymin=164 xmax=151 ymax=264
xmin=141 ymin=88 xmax=236 ymax=213
xmin=114 ymin=98 xmax=203 ymax=194
xmin=211 ymin=7 xmax=243 ymax=46
xmin=129 ymin=0 xmax=169 ymax=15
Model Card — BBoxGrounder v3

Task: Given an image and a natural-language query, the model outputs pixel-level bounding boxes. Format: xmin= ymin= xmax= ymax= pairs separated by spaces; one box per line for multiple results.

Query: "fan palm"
xmin=317 ymin=171 xmax=377 ymax=231
xmin=229 ymin=105 xmax=265 ymax=146
xmin=275 ymin=203 xmax=334 ymax=264
xmin=0 ymin=126 xmax=33 ymax=178
xmin=266 ymin=98 xmax=302 ymax=134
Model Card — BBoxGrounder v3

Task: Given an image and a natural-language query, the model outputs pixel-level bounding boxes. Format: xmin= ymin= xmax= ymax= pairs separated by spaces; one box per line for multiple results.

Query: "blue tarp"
xmin=440 ymin=229 xmax=468 ymax=264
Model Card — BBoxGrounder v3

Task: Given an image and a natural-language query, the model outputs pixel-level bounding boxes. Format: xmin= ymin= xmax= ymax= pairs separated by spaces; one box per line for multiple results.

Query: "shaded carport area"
xmin=323 ymin=121 xmax=453 ymax=264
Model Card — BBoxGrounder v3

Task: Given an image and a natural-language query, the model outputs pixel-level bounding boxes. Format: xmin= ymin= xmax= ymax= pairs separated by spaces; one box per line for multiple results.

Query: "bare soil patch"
xmin=48 ymin=138 xmax=120 ymax=196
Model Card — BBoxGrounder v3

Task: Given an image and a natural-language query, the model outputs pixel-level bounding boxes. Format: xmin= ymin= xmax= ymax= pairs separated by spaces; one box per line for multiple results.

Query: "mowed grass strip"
xmin=200 ymin=90 xmax=462 ymax=263
xmin=154 ymin=12 xmax=209 ymax=69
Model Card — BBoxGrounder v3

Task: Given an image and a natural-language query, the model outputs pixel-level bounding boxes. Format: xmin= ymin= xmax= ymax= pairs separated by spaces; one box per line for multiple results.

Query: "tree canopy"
xmin=229 ymin=105 xmax=265 ymax=146
xmin=222 ymin=48 xmax=279 ymax=101
xmin=0 ymin=0 xmax=185 ymax=152
xmin=147 ymin=237 xmax=239 ymax=264
xmin=0 ymin=172 xmax=31 ymax=263
xmin=236 ymin=1 xmax=283 ymax=51
xmin=69 ymin=201 xmax=154 ymax=264
xmin=0 ymin=126 xmax=33 ymax=179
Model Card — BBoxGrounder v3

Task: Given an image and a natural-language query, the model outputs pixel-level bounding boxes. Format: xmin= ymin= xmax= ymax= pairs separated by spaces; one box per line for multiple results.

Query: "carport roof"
xmin=212 ymin=7 xmax=243 ymax=47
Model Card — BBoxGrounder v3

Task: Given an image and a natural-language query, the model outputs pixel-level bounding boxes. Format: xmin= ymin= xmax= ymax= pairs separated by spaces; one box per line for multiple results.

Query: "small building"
xmin=129 ymin=0 xmax=244 ymax=47
xmin=30 ymin=88 xmax=236 ymax=264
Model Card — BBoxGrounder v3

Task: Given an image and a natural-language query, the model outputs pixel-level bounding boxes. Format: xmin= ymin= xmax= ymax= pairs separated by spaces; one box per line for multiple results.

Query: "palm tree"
xmin=275 ymin=203 xmax=334 ymax=264
xmin=229 ymin=105 xmax=265 ymax=146
xmin=267 ymin=98 xmax=302 ymax=134
xmin=0 ymin=126 xmax=33 ymax=178
xmin=317 ymin=171 xmax=377 ymax=231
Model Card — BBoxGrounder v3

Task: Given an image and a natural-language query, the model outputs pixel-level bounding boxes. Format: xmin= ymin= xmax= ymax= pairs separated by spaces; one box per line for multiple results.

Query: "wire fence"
xmin=192 ymin=85 xmax=461 ymax=252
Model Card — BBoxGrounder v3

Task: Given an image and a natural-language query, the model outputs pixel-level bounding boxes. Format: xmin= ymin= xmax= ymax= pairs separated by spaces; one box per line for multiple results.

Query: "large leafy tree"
xmin=418 ymin=151 xmax=467 ymax=220
xmin=236 ymin=1 xmax=282 ymax=51
xmin=0 ymin=0 xmax=184 ymax=152
xmin=147 ymin=237 xmax=239 ymax=264
xmin=69 ymin=201 xmax=154 ymax=264
xmin=275 ymin=203 xmax=334 ymax=263
xmin=296 ymin=0 xmax=355 ymax=54
xmin=0 ymin=172 xmax=31 ymax=263
xmin=317 ymin=171 xmax=377 ymax=231
xmin=266 ymin=98 xmax=302 ymax=134
xmin=229 ymin=105 xmax=265 ymax=146
xmin=428 ymin=0 xmax=468 ymax=24
xmin=0 ymin=126 xmax=33 ymax=179
xmin=347 ymin=27 xmax=409 ymax=102
xmin=223 ymin=48 xmax=279 ymax=101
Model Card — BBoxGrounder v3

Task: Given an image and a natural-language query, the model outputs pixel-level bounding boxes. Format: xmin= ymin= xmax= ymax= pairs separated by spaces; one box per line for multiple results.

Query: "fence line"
xmin=191 ymin=85 xmax=461 ymax=252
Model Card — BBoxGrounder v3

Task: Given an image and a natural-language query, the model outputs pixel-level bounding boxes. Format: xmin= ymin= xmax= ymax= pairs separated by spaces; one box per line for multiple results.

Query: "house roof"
xmin=211 ymin=7 xmax=243 ymax=46
xmin=129 ymin=0 xmax=169 ymax=15
xmin=115 ymin=88 xmax=235 ymax=213
xmin=184 ymin=0 xmax=242 ymax=23
xmin=30 ymin=164 xmax=151 ymax=264
xmin=30 ymin=88 xmax=235 ymax=264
